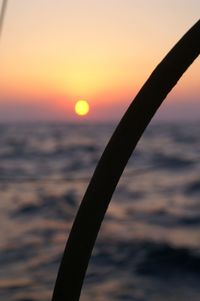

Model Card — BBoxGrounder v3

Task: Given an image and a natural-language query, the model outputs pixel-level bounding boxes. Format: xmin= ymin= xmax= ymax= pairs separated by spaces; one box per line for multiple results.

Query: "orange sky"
xmin=0 ymin=0 xmax=199 ymax=122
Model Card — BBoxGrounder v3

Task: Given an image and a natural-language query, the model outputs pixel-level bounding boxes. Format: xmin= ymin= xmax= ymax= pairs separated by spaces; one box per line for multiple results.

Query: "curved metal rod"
xmin=52 ymin=20 xmax=200 ymax=301
xmin=0 ymin=0 xmax=8 ymax=37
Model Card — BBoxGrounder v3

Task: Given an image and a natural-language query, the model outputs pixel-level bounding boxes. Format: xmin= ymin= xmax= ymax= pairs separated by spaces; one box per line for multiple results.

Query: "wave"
xmin=136 ymin=242 xmax=200 ymax=277
xmin=184 ymin=180 xmax=200 ymax=195
xmin=11 ymin=192 xmax=77 ymax=220
xmin=91 ymin=240 xmax=200 ymax=278
xmin=151 ymin=152 xmax=194 ymax=171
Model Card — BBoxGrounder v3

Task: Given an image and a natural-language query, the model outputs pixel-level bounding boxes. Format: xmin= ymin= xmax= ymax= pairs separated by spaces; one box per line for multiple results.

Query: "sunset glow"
xmin=0 ymin=1 xmax=199 ymax=121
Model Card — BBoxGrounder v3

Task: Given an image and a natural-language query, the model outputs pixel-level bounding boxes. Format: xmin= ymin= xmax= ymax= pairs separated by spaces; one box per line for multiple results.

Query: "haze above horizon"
xmin=0 ymin=0 xmax=199 ymax=122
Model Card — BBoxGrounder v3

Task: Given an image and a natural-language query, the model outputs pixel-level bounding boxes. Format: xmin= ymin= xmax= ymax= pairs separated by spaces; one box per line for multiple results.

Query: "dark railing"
xmin=52 ymin=20 xmax=200 ymax=301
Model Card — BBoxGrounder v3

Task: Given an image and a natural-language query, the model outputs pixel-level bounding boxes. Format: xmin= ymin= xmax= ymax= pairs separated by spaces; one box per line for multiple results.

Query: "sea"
xmin=0 ymin=120 xmax=200 ymax=301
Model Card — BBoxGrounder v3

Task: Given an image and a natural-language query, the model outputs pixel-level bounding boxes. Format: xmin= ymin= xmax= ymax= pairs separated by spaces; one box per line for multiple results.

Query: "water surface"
xmin=0 ymin=121 xmax=200 ymax=300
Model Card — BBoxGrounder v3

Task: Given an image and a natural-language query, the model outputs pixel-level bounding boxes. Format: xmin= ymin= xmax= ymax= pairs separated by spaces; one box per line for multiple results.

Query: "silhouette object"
xmin=0 ymin=0 xmax=8 ymax=37
xmin=52 ymin=19 xmax=200 ymax=301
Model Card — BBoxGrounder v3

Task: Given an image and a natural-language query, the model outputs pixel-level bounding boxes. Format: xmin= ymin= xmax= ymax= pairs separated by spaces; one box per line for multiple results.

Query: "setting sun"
xmin=75 ymin=100 xmax=90 ymax=116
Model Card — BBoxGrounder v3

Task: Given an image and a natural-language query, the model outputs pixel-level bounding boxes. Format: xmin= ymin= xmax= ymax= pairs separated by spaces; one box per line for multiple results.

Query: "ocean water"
xmin=0 ymin=121 xmax=200 ymax=301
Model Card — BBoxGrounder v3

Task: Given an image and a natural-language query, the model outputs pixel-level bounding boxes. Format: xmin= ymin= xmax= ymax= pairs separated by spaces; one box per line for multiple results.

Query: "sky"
xmin=0 ymin=0 xmax=199 ymax=122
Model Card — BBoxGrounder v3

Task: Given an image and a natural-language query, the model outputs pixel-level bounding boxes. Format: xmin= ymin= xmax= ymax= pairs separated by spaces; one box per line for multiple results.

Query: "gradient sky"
xmin=0 ymin=0 xmax=199 ymax=122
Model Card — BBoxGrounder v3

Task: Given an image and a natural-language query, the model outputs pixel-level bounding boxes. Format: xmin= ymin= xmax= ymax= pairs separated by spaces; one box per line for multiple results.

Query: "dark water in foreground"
xmin=0 ymin=121 xmax=200 ymax=301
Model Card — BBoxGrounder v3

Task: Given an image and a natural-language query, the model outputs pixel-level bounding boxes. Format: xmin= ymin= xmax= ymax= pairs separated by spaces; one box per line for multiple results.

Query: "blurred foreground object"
xmin=52 ymin=19 xmax=200 ymax=301
xmin=0 ymin=0 xmax=8 ymax=37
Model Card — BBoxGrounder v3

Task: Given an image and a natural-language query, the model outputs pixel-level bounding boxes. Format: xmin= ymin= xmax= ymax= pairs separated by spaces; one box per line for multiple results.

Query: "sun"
xmin=75 ymin=100 xmax=90 ymax=116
